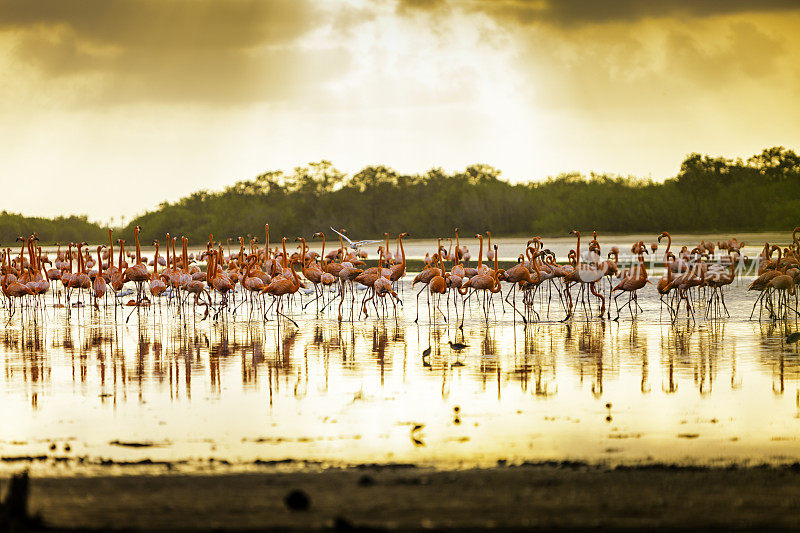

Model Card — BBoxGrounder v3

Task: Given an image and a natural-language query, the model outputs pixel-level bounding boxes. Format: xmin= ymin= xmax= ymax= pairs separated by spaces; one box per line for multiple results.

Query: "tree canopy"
xmin=2 ymin=147 xmax=797 ymax=245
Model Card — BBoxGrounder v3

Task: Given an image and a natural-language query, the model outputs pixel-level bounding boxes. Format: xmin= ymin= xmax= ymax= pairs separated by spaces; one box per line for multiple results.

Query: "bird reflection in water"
xmin=2 ymin=307 xmax=800 ymax=469
xmin=565 ymin=322 xmax=609 ymax=398
xmin=518 ymin=325 xmax=557 ymax=397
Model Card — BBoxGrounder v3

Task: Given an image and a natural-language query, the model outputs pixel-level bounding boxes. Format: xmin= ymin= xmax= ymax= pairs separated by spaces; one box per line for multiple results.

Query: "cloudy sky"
xmin=1 ymin=0 xmax=798 ymax=223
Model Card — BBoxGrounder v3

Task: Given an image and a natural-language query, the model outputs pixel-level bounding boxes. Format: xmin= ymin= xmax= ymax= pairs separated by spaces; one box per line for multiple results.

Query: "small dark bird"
xmin=422 ymin=346 xmax=432 ymax=368
xmin=787 ymin=332 xmax=800 ymax=343
xmin=411 ymin=424 xmax=425 ymax=446
xmin=448 ymin=341 xmax=469 ymax=351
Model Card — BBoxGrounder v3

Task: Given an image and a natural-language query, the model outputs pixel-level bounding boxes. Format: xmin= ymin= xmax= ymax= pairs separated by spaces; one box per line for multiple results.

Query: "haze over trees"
xmin=1 ymin=147 xmax=798 ymax=245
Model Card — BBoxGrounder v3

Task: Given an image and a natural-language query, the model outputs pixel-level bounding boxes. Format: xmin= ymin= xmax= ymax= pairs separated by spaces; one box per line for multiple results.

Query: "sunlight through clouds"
xmin=0 ymin=0 xmax=797 ymax=221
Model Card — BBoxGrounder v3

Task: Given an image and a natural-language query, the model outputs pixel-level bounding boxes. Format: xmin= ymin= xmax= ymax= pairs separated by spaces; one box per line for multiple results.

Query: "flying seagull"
xmin=329 ymin=227 xmax=381 ymax=254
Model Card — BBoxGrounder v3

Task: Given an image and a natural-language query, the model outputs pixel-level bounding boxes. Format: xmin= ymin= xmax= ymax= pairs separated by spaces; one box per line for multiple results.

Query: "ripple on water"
xmin=0 ymin=271 xmax=799 ymax=476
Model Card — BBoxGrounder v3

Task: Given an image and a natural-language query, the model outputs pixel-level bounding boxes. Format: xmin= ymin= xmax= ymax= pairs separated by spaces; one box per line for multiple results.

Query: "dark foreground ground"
xmin=3 ymin=462 xmax=800 ymax=531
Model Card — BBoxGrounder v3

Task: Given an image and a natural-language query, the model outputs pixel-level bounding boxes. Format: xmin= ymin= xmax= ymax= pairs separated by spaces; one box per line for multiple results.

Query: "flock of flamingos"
xmin=0 ymin=225 xmax=798 ymax=327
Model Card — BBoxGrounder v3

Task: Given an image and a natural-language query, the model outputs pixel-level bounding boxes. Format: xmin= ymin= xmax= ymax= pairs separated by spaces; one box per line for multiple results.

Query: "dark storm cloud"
xmin=397 ymin=0 xmax=800 ymax=24
xmin=666 ymin=22 xmax=786 ymax=82
xmin=521 ymin=21 xmax=789 ymax=117
xmin=0 ymin=0 xmax=318 ymax=49
xmin=396 ymin=0 xmax=447 ymax=14
xmin=0 ymin=0 xmax=353 ymax=105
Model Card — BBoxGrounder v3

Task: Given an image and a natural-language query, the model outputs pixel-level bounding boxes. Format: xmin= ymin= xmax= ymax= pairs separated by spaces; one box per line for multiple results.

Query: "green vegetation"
xmin=0 ymin=212 xmax=107 ymax=247
xmin=2 ymin=147 xmax=798 ymax=245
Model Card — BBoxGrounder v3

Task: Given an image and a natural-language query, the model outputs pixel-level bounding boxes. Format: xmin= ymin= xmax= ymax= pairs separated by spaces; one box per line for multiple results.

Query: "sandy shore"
xmin=3 ymin=462 xmax=800 ymax=531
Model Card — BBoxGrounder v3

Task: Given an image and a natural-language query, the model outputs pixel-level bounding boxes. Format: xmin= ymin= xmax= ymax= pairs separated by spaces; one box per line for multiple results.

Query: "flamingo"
xmin=427 ymin=252 xmax=447 ymax=322
xmin=261 ymin=255 xmax=303 ymax=326
xmin=656 ymin=251 xmax=677 ymax=319
xmin=412 ymin=255 xmax=442 ymax=323
xmin=499 ymin=246 xmax=537 ymax=324
xmin=297 ymin=237 xmax=324 ymax=310
xmin=180 ymin=238 xmax=208 ymax=314
xmin=124 ymin=226 xmax=150 ymax=305
xmin=705 ymin=260 xmax=735 ymax=318
xmin=70 ymin=242 xmax=92 ymax=304
xmin=148 ymin=240 xmax=167 ymax=300
xmin=3 ymin=259 xmax=33 ymax=314
xmin=239 ymin=254 xmax=266 ymax=315
xmin=612 ymin=247 xmax=649 ymax=321
xmin=389 ymin=233 xmax=408 ymax=284
xmin=564 ymin=231 xmax=606 ymax=319
xmin=209 ymin=247 xmax=235 ymax=306
xmin=362 ymin=247 xmax=401 ymax=318
xmin=459 ymin=245 xmax=502 ymax=325
xmin=312 ymin=232 xmax=335 ymax=293
xmin=31 ymin=246 xmax=51 ymax=300
xmin=473 ymin=234 xmax=491 ymax=276
xmin=85 ymin=246 xmax=105 ymax=310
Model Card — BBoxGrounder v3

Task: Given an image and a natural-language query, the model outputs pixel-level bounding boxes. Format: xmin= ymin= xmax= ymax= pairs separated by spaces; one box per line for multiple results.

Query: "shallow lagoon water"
xmin=1 ymin=235 xmax=799 ymax=476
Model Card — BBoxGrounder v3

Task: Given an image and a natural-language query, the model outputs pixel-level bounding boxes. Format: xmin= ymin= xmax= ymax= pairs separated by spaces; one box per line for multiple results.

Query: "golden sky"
xmin=1 ymin=0 xmax=799 ymax=223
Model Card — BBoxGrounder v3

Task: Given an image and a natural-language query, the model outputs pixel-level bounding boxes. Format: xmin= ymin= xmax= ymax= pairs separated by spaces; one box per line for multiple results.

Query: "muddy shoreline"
xmin=4 ymin=462 xmax=800 ymax=531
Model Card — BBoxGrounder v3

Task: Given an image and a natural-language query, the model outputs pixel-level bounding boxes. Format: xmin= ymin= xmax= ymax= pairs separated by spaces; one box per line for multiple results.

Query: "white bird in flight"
xmin=329 ymin=227 xmax=381 ymax=254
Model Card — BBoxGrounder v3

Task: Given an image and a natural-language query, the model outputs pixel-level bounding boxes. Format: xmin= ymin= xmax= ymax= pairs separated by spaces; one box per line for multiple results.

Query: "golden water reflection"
xmin=1 ymin=291 xmax=800 ymax=474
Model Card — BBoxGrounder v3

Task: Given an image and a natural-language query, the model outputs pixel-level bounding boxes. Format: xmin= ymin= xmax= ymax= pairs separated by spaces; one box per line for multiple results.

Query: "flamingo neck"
xmin=265 ymin=225 xmax=270 ymax=263
xmin=109 ymin=230 xmax=114 ymax=269
xmin=289 ymin=260 xmax=300 ymax=288
xmin=300 ymin=239 xmax=307 ymax=267
xmin=182 ymin=240 xmax=188 ymax=273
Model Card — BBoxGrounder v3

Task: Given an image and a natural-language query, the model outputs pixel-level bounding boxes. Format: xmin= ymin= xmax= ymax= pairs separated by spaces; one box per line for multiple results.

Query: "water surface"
xmin=1 ymin=235 xmax=798 ymax=475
